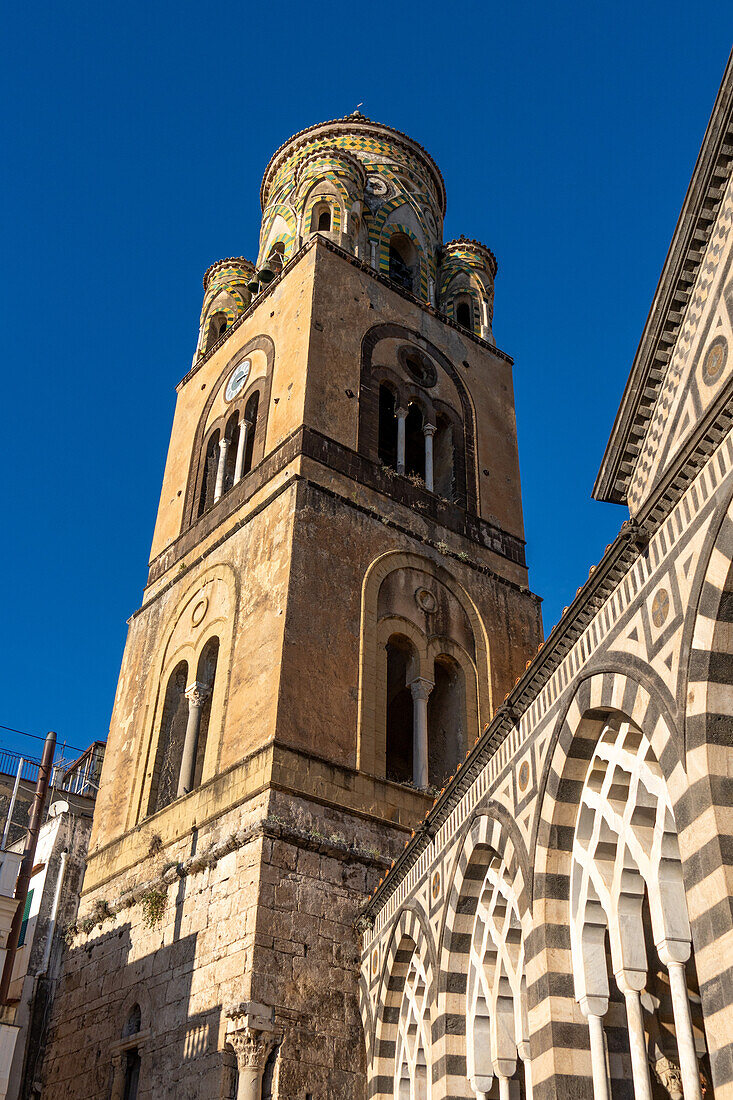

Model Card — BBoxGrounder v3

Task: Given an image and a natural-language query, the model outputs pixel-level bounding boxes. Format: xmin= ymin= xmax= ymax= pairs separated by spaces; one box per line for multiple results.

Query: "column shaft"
xmin=667 ymin=961 xmax=702 ymax=1100
xmin=410 ymin=679 xmax=433 ymax=788
xmin=237 ymin=1067 xmax=262 ymax=1100
xmin=623 ymin=988 xmax=653 ymax=1100
xmin=177 ymin=683 xmax=207 ymax=798
xmin=587 ymin=1013 xmax=610 ymax=1100
xmin=424 ymin=424 xmax=436 ymax=492
xmin=214 ymin=438 xmax=230 ymax=502
xmin=396 ymin=408 xmax=407 ymax=474
xmin=233 ymin=420 xmax=250 ymax=485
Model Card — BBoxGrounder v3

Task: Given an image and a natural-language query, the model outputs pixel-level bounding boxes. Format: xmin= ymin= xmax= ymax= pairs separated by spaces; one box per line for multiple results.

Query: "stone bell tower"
xmin=38 ymin=114 xmax=542 ymax=1100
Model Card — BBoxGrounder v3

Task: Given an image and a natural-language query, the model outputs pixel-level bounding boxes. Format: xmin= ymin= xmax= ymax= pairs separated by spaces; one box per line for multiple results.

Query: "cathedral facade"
xmin=37 ymin=113 xmax=543 ymax=1098
xmin=359 ymin=53 xmax=733 ymax=1100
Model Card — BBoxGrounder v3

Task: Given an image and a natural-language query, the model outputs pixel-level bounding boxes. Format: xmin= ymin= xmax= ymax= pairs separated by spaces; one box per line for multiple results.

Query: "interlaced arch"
xmin=570 ymin=714 xmax=707 ymax=1100
xmin=395 ymin=950 xmax=432 ymax=1099
xmin=467 ymin=854 xmax=530 ymax=1100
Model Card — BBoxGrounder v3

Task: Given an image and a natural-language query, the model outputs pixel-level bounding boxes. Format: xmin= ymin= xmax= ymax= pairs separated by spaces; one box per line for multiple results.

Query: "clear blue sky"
xmin=1 ymin=3 xmax=730 ymax=762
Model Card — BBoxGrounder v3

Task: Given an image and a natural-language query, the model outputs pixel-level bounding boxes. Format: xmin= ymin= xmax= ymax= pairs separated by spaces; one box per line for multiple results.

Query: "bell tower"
xmin=39 ymin=114 xmax=542 ymax=1100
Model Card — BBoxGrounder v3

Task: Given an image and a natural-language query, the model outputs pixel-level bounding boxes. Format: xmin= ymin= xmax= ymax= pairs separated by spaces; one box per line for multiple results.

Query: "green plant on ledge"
xmin=140 ymin=887 xmax=167 ymax=929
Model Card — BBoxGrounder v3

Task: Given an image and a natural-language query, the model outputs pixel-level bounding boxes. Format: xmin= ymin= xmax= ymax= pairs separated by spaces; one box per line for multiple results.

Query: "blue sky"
xmin=1 ymin=3 xmax=730 ymax=762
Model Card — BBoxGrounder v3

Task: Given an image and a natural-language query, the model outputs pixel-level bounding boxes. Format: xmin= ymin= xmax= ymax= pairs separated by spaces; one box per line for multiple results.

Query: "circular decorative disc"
xmin=431 ymin=871 xmax=441 ymax=899
xmin=415 ymin=588 xmax=437 ymax=613
xmin=518 ymin=760 xmax=530 ymax=793
xmin=399 ymin=345 xmax=437 ymax=388
xmin=702 ymin=337 xmax=727 ymax=385
xmin=191 ymin=598 xmax=208 ymax=627
xmin=365 ymin=176 xmax=388 ymax=196
xmin=651 ymin=589 xmax=670 ymax=629
xmin=225 ymin=359 xmax=251 ymax=402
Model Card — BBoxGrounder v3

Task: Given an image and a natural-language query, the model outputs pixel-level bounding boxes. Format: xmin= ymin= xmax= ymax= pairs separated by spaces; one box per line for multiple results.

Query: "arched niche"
xmin=129 ymin=564 xmax=237 ymax=829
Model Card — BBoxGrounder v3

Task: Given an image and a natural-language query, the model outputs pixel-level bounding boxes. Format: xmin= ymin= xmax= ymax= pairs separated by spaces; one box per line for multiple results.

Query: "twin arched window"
xmin=147 ymin=637 xmax=220 ymax=815
xmin=197 ymin=391 xmax=260 ymax=517
xmin=385 ymin=634 xmax=466 ymax=789
xmin=378 ymin=383 xmax=456 ymax=500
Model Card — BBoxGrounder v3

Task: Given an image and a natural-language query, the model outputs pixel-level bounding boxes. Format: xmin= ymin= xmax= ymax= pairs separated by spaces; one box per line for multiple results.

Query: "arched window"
xmin=389 ymin=235 xmax=415 ymax=292
xmin=378 ymin=384 xmax=398 ymax=469
xmin=455 ymin=298 xmax=472 ymax=330
xmin=147 ymin=640 xmax=220 ymax=816
xmin=148 ymin=661 xmax=189 ymax=815
xmin=123 ymin=1005 xmax=142 ymax=1038
xmin=385 ymin=635 xmax=416 ymax=784
xmin=404 ymin=404 xmax=425 ymax=481
xmin=268 ymin=243 xmax=284 ymax=275
xmin=310 ymin=201 xmax=332 ymax=234
xmin=222 ymin=413 xmax=239 ymax=494
xmin=433 ymin=414 xmax=455 ymax=501
xmin=198 ymin=430 xmax=220 ymax=517
xmin=206 ymin=312 xmax=228 ymax=350
xmin=427 ymin=655 xmax=465 ymax=786
xmin=243 ymin=390 xmax=259 ymax=476
xmin=190 ymin=637 xmax=219 ymax=791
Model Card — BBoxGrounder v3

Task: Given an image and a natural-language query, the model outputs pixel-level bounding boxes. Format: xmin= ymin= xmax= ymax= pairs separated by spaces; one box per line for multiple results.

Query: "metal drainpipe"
xmin=0 ymin=731 xmax=56 ymax=1006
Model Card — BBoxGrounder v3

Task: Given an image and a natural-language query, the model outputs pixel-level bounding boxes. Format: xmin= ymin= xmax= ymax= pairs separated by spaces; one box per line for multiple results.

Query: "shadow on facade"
xmin=35 ymin=921 xmax=228 ymax=1100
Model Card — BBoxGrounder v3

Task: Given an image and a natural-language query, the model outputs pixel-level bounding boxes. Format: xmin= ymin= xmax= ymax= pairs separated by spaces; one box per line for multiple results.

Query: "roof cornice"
xmin=594 ymin=49 xmax=733 ymax=505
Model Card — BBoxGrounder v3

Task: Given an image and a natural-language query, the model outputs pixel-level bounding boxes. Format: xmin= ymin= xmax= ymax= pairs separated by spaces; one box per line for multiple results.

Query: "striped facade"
xmin=359 ymin=53 xmax=733 ymax=1100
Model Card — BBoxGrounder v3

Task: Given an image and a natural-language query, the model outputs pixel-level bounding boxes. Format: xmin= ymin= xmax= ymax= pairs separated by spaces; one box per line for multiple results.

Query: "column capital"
xmin=656 ymin=938 xmax=691 ymax=968
xmin=228 ymin=1026 xmax=275 ymax=1072
xmin=423 ymin=422 xmax=437 ymax=437
xmin=395 ymin=406 xmax=408 ymax=419
xmin=615 ymin=968 xmax=647 ymax=995
xmin=218 ymin=436 xmax=230 ymax=451
xmin=578 ymin=994 xmax=609 ymax=1019
xmin=409 ymin=677 xmax=434 ymax=702
xmin=185 ymin=680 xmax=210 ymax=708
xmin=652 ymin=1056 xmax=684 ymax=1100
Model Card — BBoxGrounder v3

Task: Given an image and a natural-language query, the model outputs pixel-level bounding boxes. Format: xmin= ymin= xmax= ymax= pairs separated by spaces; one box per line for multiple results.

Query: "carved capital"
xmin=185 ymin=681 xmax=210 ymax=708
xmin=229 ymin=1027 xmax=275 ymax=1072
xmin=652 ymin=1056 xmax=684 ymax=1100
xmin=409 ymin=677 xmax=434 ymax=703
xmin=422 ymin=423 xmax=437 ymax=437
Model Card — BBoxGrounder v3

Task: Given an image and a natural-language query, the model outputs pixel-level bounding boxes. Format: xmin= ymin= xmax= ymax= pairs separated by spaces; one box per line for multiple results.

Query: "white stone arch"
xmin=373 ymin=906 xmax=437 ymax=1100
xmin=467 ymin=853 xmax=530 ymax=1100
xmin=435 ymin=813 xmax=532 ymax=1100
xmin=569 ymin=713 xmax=705 ymax=1100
